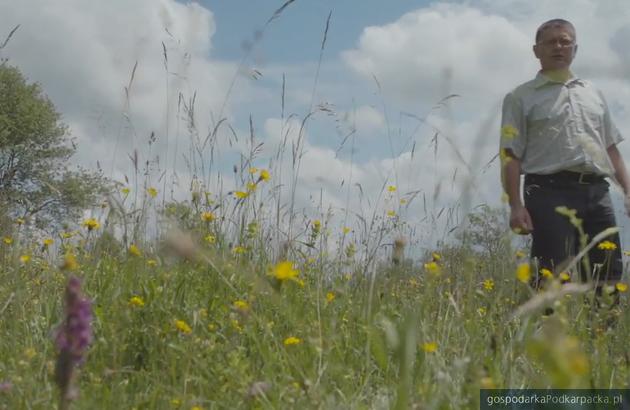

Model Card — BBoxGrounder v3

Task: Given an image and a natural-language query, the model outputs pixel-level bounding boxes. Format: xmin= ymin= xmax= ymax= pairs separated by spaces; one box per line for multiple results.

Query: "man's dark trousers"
xmin=524 ymin=171 xmax=623 ymax=287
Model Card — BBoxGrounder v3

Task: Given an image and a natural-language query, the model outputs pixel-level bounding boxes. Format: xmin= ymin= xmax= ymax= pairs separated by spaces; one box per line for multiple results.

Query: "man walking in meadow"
xmin=500 ymin=19 xmax=630 ymax=289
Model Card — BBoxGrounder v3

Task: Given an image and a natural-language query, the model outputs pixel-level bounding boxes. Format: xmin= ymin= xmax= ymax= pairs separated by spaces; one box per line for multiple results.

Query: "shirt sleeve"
xmin=500 ymin=91 xmax=526 ymax=159
xmin=598 ymin=90 xmax=624 ymax=147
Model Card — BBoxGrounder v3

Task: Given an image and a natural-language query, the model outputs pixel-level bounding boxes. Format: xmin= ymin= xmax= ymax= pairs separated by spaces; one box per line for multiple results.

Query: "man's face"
xmin=533 ymin=25 xmax=577 ymax=71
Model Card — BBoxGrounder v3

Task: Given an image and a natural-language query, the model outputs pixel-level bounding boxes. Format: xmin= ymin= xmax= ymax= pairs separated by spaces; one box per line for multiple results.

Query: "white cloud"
xmin=342 ymin=4 xmax=535 ymax=112
xmin=0 ymin=0 xmax=250 ymax=184
xmin=341 ymin=105 xmax=385 ymax=137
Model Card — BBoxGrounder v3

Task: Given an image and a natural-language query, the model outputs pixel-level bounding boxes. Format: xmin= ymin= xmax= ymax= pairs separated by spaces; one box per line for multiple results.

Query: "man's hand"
xmin=510 ymin=205 xmax=533 ymax=235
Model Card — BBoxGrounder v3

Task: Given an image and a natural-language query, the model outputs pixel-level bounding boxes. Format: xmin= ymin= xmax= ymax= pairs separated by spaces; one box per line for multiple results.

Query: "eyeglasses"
xmin=536 ymin=39 xmax=575 ymax=48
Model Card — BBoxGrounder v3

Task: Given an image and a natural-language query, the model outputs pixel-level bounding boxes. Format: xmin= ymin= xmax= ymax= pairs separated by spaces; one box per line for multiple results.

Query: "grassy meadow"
xmin=0 ymin=183 xmax=629 ymax=409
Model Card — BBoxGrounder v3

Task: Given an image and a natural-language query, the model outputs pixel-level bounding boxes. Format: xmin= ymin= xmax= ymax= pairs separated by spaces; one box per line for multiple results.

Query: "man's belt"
xmin=525 ymin=170 xmax=606 ymax=185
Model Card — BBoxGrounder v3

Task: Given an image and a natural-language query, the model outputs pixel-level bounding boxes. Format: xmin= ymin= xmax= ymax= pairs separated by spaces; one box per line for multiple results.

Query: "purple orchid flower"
xmin=54 ymin=275 xmax=92 ymax=409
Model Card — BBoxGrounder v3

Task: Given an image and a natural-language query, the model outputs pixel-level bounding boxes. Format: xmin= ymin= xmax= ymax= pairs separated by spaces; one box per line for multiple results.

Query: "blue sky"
xmin=192 ymin=0 xmax=490 ymax=169
xmin=197 ymin=0 xmax=444 ymax=165
xmin=202 ymin=0 xmax=428 ymax=63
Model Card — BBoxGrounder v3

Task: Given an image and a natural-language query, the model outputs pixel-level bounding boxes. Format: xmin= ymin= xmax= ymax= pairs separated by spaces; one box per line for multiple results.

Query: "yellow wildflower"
xmin=559 ymin=272 xmax=571 ymax=282
xmin=540 ymin=268 xmax=553 ymax=278
xmin=61 ymin=253 xmax=79 ymax=271
xmin=387 ymin=185 xmax=397 ymax=192
xmin=616 ymin=283 xmax=628 ymax=293
xmin=129 ymin=296 xmax=145 ymax=307
xmin=342 ymin=226 xmax=351 ymax=235
xmin=43 ymin=238 xmax=54 ymax=247
xmin=204 ymin=234 xmax=216 ymax=244
xmin=597 ymin=240 xmax=617 ymax=251
xmin=231 ymin=319 xmax=243 ymax=333
xmin=128 ymin=244 xmax=142 ymax=257
xmin=147 ymin=259 xmax=158 ymax=267
xmin=515 ymin=250 xmax=526 ymax=259
xmin=174 ymin=319 xmax=192 ymax=334
xmin=248 ymin=167 xmax=258 ymax=174
xmin=23 ymin=347 xmax=36 ymax=360
xmin=431 ymin=252 xmax=441 ymax=262
xmin=234 ymin=191 xmax=249 ymax=199
xmin=259 ymin=169 xmax=271 ymax=182
xmin=386 ymin=210 xmax=396 ymax=217
xmin=499 ymin=148 xmax=512 ymax=164
xmin=480 ymin=377 xmax=496 ymax=389
xmin=283 ymin=336 xmax=301 ymax=346
xmin=424 ymin=261 xmax=441 ymax=275
xmin=326 ymin=292 xmax=335 ymax=303
xmin=61 ymin=231 xmax=75 ymax=239
xmin=191 ymin=406 xmax=203 ymax=410
xmin=121 ymin=187 xmax=130 ymax=195
xmin=563 ymin=337 xmax=589 ymax=374
xmin=246 ymin=182 xmax=257 ymax=192
xmin=516 ymin=263 xmax=531 ymax=283
xmin=16 ymin=218 xmax=25 ymax=225
xmin=483 ymin=279 xmax=494 ymax=291
xmin=422 ymin=342 xmax=438 ymax=353
xmin=233 ymin=300 xmax=249 ymax=311
xmin=201 ymin=211 xmax=215 ymax=222
xmin=19 ymin=255 xmax=31 ymax=264
xmin=82 ymin=218 xmax=100 ymax=231
xmin=569 ymin=354 xmax=589 ymax=375
xmin=400 ymin=198 xmax=408 ymax=205
xmin=147 ymin=187 xmax=158 ymax=198
xmin=233 ymin=246 xmax=247 ymax=254
xmin=501 ymin=124 xmax=519 ymax=139
xmin=477 ymin=307 xmax=487 ymax=316
xmin=271 ymin=261 xmax=300 ymax=283
xmin=3 ymin=236 xmax=12 ymax=245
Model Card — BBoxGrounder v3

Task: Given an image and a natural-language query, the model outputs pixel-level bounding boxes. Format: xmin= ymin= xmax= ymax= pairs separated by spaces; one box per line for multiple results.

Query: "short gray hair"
xmin=535 ymin=19 xmax=576 ymax=43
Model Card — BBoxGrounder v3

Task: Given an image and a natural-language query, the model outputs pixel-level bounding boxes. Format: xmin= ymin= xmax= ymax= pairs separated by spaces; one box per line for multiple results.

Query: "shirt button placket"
xmin=567 ymin=85 xmax=584 ymax=162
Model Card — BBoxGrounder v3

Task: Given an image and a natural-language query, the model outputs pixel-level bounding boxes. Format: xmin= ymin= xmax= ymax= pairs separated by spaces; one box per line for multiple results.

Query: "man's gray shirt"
xmin=500 ymin=72 xmax=623 ymax=176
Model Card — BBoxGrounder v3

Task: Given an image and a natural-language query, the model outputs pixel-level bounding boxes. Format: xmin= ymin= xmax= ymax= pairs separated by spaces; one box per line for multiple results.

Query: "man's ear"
xmin=533 ymin=44 xmax=541 ymax=59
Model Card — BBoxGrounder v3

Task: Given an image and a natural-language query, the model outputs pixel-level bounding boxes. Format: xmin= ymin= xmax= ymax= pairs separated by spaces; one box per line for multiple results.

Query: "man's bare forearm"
xmin=502 ymin=152 xmax=523 ymax=208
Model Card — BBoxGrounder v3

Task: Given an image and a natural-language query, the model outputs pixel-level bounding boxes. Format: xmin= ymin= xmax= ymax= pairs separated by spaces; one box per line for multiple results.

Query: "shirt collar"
xmin=533 ymin=71 xmax=584 ymax=88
